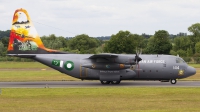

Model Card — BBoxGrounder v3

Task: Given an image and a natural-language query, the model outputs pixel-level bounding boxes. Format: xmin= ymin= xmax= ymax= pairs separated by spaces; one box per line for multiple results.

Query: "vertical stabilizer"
xmin=7 ymin=8 xmax=60 ymax=55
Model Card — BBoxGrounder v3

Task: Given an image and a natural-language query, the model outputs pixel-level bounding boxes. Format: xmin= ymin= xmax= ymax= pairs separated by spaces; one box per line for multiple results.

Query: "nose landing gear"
xmin=170 ymin=79 xmax=177 ymax=84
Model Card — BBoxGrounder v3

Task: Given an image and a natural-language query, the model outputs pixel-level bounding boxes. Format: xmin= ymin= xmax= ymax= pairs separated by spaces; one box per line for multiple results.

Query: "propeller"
xmin=130 ymin=48 xmax=142 ymax=70
xmin=134 ymin=48 xmax=142 ymax=78
xmin=134 ymin=48 xmax=142 ymax=64
xmin=130 ymin=48 xmax=142 ymax=77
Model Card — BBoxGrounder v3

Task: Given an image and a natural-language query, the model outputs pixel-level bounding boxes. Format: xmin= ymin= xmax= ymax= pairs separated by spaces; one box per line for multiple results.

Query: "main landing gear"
xmin=100 ymin=81 xmax=121 ymax=84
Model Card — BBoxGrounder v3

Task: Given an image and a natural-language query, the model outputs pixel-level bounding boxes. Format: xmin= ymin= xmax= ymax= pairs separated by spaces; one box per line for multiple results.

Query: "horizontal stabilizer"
xmin=7 ymin=54 xmax=36 ymax=58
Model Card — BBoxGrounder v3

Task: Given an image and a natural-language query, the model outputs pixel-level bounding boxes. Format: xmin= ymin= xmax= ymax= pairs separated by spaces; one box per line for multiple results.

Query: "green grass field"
xmin=0 ymin=62 xmax=78 ymax=81
xmin=0 ymin=70 xmax=78 ymax=81
xmin=188 ymin=64 xmax=200 ymax=68
xmin=0 ymin=62 xmax=200 ymax=81
xmin=0 ymin=62 xmax=48 ymax=69
xmin=0 ymin=88 xmax=200 ymax=112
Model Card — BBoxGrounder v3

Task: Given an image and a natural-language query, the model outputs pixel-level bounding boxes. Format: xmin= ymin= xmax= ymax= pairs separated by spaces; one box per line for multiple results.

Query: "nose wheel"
xmin=170 ymin=79 xmax=177 ymax=84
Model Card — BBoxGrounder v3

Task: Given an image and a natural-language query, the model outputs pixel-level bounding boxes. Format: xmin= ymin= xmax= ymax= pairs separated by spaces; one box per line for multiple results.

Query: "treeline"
xmin=1 ymin=23 xmax=200 ymax=63
xmin=41 ymin=34 xmax=102 ymax=54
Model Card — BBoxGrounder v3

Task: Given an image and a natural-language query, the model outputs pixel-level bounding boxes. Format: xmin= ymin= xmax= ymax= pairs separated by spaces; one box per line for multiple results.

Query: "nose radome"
xmin=187 ymin=66 xmax=196 ymax=76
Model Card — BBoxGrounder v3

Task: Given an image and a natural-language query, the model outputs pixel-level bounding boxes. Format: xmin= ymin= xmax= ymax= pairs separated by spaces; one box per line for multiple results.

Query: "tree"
xmin=188 ymin=23 xmax=200 ymax=37
xmin=170 ymin=50 xmax=177 ymax=56
xmin=0 ymin=41 xmax=5 ymax=56
xmin=173 ymin=36 xmax=191 ymax=52
xmin=145 ymin=36 xmax=155 ymax=54
xmin=0 ymin=36 xmax=9 ymax=57
xmin=146 ymin=30 xmax=172 ymax=54
xmin=58 ymin=36 xmax=68 ymax=46
xmin=41 ymin=34 xmax=68 ymax=50
xmin=195 ymin=42 xmax=200 ymax=54
xmin=69 ymin=34 xmax=99 ymax=54
xmin=177 ymin=49 xmax=187 ymax=57
xmin=1 ymin=37 xmax=9 ymax=48
xmin=104 ymin=31 xmax=145 ymax=54
xmin=188 ymin=23 xmax=200 ymax=53
xmin=187 ymin=46 xmax=193 ymax=57
xmin=0 ymin=30 xmax=10 ymax=39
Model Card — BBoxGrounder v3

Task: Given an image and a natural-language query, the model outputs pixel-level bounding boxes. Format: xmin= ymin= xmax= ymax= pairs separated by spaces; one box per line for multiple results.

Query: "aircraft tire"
xmin=100 ymin=81 xmax=111 ymax=84
xmin=111 ymin=81 xmax=121 ymax=84
xmin=170 ymin=79 xmax=177 ymax=84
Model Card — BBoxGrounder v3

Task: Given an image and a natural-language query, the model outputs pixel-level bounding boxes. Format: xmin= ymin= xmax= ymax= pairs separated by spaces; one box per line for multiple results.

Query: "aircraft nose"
xmin=186 ymin=66 xmax=196 ymax=76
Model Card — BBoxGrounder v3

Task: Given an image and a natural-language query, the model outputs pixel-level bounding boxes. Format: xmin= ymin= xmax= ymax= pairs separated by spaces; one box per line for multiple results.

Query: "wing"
xmin=88 ymin=53 xmax=136 ymax=64
xmin=81 ymin=53 xmax=139 ymax=70
xmin=89 ymin=53 xmax=118 ymax=59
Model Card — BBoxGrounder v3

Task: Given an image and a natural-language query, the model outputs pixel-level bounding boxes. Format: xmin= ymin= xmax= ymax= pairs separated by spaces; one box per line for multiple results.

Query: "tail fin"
xmin=7 ymin=8 xmax=63 ymax=56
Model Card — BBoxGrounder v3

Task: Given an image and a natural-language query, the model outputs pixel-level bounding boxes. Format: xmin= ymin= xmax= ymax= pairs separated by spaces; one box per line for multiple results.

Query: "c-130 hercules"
xmin=7 ymin=8 xmax=196 ymax=84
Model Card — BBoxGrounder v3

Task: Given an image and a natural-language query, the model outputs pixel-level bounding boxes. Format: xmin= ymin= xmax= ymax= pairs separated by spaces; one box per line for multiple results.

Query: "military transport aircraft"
xmin=7 ymin=8 xmax=196 ymax=84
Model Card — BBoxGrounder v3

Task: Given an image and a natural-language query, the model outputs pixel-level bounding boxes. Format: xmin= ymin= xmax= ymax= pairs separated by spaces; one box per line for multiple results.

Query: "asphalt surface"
xmin=0 ymin=81 xmax=200 ymax=88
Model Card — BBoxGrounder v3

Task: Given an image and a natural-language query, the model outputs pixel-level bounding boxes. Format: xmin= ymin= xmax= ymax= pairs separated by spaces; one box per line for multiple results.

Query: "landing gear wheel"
xmin=111 ymin=81 xmax=121 ymax=84
xmin=100 ymin=81 xmax=111 ymax=84
xmin=170 ymin=79 xmax=177 ymax=84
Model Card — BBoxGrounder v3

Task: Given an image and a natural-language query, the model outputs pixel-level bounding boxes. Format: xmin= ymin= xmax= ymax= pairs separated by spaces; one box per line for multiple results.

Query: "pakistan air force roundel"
xmin=64 ymin=61 xmax=74 ymax=71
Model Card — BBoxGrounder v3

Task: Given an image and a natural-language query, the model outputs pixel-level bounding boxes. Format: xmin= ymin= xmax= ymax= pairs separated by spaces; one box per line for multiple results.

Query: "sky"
xmin=1 ymin=0 xmax=200 ymax=37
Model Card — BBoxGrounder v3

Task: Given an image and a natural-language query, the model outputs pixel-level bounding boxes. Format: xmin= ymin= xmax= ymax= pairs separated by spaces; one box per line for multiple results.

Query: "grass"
xmin=0 ymin=62 xmax=78 ymax=81
xmin=0 ymin=70 xmax=78 ymax=81
xmin=188 ymin=64 xmax=200 ymax=68
xmin=0 ymin=88 xmax=200 ymax=112
xmin=0 ymin=62 xmax=48 ymax=69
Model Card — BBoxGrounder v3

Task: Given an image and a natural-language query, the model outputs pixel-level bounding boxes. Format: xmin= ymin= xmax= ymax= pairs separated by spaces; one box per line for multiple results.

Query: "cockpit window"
xmin=176 ymin=58 xmax=185 ymax=63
